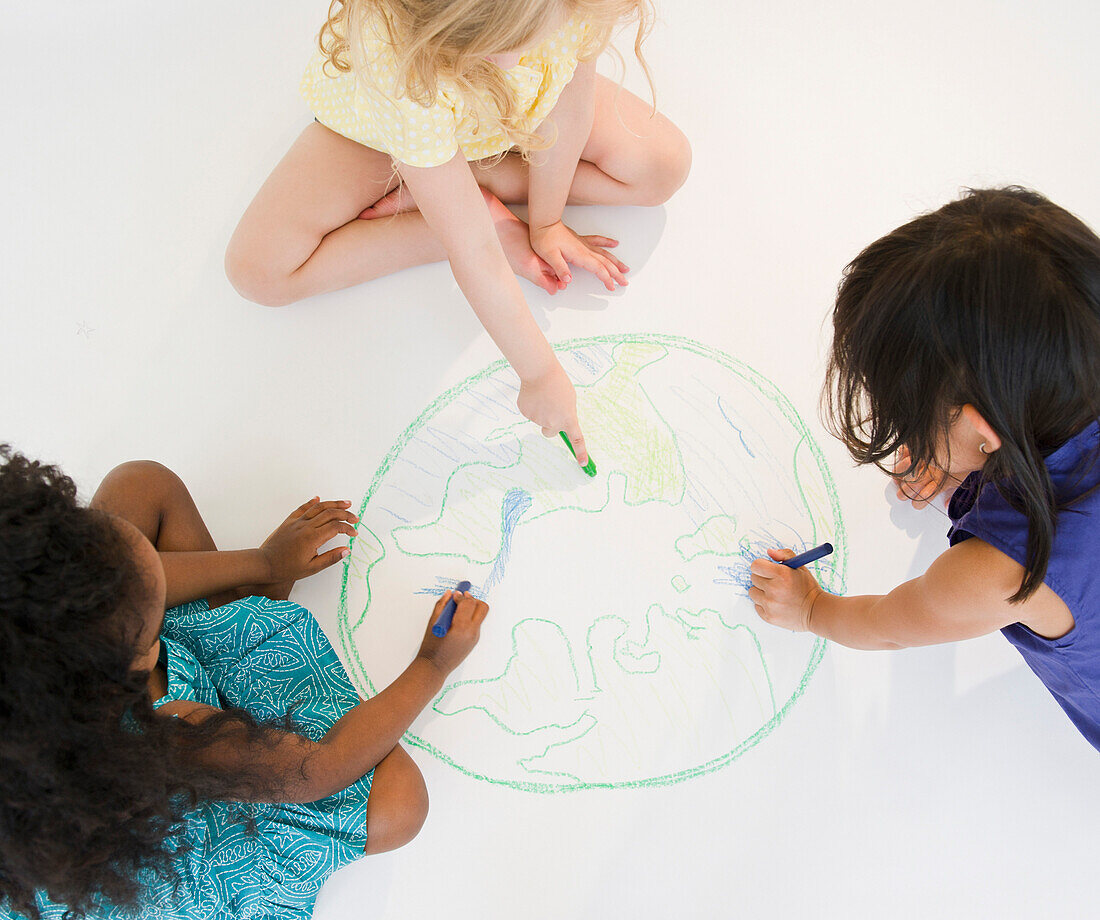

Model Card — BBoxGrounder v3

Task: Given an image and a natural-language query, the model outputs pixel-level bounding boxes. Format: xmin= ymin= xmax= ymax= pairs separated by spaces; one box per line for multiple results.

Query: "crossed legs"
xmin=225 ymin=76 xmax=690 ymax=307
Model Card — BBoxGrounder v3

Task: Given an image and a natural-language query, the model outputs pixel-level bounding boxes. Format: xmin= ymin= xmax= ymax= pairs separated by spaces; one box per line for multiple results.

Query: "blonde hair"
xmin=319 ymin=0 xmax=655 ymax=156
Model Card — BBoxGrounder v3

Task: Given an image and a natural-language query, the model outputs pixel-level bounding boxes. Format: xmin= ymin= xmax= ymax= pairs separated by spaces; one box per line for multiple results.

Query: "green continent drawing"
xmin=338 ymin=334 xmax=846 ymax=792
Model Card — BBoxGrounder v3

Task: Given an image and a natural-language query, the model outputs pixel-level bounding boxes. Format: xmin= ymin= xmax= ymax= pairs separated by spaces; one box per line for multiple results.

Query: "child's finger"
xmin=452 ymin=593 xmax=482 ymax=623
xmin=582 ymin=234 xmax=619 ymax=248
xmin=310 ymin=508 xmax=359 ymax=528
xmin=471 ymin=599 xmax=490 ymax=625
xmin=318 ymin=522 xmax=358 ymax=544
xmin=597 ymin=253 xmax=629 ymax=286
xmin=598 ymin=250 xmax=630 ymax=274
xmin=585 ymin=246 xmax=629 ymax=281
xmin=546 ymin=251 xmax=571 ymax=283
xmin=427 ymin=591 xmax=454 ymax=623
xmin=749 ymin=569 xmax=770 ymax=590
xmin=767 ymin=547 xmax=796 ymax=562
xmin=579 ymin=253 xmax=616 ymax=290
xmin=302 ymin=500 xmax=352 ymax=521
xmin=563 ymin=424 xmax=588 ymax=465
xmin=749 ymin=557 xmax=784 ymax=579
xmin=536 ymin=269 xmax=560 ymax=295
xmin=310 ymin=545 xmax=351 ymax=572
xmin=291 ymin=496 xmax=321 ymax=518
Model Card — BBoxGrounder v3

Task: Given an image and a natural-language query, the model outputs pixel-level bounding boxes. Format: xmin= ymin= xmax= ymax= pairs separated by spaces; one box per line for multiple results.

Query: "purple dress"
xmin=948 ymin=420 xmax=1100 ymax=752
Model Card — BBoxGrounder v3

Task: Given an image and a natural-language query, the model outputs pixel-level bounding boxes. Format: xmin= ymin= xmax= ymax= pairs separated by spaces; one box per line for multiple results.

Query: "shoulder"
xmin=528 ymin=11 xmax=594 ymax=65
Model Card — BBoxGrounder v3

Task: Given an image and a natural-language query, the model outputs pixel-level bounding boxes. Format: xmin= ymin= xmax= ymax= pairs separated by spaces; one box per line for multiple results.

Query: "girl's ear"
xmin=960 ymin=404 xmax=1003 ymax=453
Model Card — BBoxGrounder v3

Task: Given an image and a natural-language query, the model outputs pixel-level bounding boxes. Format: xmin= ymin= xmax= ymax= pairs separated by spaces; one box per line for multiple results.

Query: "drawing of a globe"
xmin=338 ymin=334 xmax=845 ymax=792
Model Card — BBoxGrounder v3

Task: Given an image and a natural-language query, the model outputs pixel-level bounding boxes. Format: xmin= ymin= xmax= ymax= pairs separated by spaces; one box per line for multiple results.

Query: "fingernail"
xmin=341 ymin=549 xmax=350 ymax=558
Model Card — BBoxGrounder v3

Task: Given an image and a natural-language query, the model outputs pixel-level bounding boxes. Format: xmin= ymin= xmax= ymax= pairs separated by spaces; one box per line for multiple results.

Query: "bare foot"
xmin=481 ymin=189 xmax=564 ymax=295
xmin=359 ymin=185 xmax=417 ymax=220
xmin=361 ymin=185 xmax=562 ymax=294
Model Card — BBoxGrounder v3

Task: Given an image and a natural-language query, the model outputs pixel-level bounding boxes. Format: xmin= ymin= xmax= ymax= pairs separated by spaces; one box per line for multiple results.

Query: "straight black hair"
xmin=825 ymin=187 xmax=1100 ymax=601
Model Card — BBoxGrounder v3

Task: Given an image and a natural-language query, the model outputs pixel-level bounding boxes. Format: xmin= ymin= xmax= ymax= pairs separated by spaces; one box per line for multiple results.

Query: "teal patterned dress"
xmin=13 ymin=596 xmax=373 ymax=920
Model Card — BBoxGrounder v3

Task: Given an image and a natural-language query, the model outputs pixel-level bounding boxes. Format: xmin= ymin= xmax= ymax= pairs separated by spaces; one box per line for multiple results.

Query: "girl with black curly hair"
xmin=0 ymin=450 xmax=489 ymax=919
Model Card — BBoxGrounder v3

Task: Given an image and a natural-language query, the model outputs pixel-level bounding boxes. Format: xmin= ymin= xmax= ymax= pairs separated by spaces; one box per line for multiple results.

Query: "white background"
xmin=3 ymin=2 xmax=1099 ymax=918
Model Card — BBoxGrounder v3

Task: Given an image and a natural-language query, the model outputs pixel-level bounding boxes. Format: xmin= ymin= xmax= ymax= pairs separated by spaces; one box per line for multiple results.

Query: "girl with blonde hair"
xmin=226 ymin=0 xmax=691 ymax=462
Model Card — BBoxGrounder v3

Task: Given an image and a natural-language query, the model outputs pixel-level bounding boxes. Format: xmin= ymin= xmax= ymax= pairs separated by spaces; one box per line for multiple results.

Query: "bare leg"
xmin=89 ymin=461 xmax=244 ymax=608
xmin=226 ymin=77 xmax=688 ymax=306
xmin=362 ymin=744 xmax=429 ymax=854
xmin=89 ymin=462 xmax=289 ymax=607
xmin=91 ymin=461 xmax=217 ymax=554
xmin=226 ymin=125 xmax=561 ymax=306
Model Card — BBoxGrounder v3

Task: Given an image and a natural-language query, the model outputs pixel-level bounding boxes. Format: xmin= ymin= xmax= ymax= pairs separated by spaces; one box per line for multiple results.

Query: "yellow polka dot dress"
xmin=300 ymin=11 xmax=591 ymax=168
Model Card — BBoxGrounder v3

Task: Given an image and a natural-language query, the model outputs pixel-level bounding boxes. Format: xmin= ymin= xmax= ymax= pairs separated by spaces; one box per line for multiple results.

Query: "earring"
xmin=979 ymin=442 xmax=989 ymax=454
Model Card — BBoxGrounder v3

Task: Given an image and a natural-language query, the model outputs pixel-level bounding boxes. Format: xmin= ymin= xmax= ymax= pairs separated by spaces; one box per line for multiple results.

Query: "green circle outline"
xmin=337 ymin=333 xmax=845 ymax=793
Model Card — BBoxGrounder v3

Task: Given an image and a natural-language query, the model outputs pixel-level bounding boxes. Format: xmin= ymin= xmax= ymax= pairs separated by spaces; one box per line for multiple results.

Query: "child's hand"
xmin=748 ymin=548 xmax=823 ymax=632
xmin=417 ymin=591 xmax=489 ymax=676
xmin=517 ymin=362 xmax=590 ymax=466
xmin=259 ymin=498 xmax=359 ymax=583
xmin=529 ymin=220 xmax=629 ymax=292
xmin=892 ymin=445 xmax=951 ymax=509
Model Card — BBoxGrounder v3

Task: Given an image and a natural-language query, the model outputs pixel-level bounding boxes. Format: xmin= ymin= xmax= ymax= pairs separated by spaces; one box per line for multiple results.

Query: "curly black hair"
xmin=0 ymin=447 xmax=293 ymax=919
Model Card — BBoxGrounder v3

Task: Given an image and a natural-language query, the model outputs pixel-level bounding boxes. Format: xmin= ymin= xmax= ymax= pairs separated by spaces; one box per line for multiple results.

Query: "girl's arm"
xmin=749 ymin=538 xmax=1074 ymax=650
xmin=399 ymin=153 xmax=590 ymax=462
xmin=160 ymin=498 xmax=358 ymax=608
xmin=156 ymin=591 xmax=487 ymax=803
xmin=526 ymin=59 xmax=628 ymax=291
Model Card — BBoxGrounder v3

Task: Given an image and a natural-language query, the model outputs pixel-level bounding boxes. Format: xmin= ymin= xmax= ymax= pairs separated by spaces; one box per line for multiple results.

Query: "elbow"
xmin=285 ymin=737 xmax=382 ymax=805
xmin=284 ymin=777 xmax=345 ymax=806
xmin=273 ymin=739 xmax=350 ymax=804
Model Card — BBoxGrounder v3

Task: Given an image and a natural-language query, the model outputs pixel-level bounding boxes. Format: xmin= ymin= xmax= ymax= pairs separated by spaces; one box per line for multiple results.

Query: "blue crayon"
xmin=781 ymin=542 xmax=834 ymax=569
xmin=432 ymin=580 xmax=472 ymax=637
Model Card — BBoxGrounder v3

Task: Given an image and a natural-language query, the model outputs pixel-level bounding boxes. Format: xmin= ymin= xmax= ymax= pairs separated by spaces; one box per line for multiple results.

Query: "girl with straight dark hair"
xmin=750 ymin=187 xmax=1100 ymax=751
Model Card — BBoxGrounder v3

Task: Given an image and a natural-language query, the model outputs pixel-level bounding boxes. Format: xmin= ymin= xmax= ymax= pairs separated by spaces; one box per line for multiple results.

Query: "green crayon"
xmin=559 ymin=431 xmax=597 ymax=477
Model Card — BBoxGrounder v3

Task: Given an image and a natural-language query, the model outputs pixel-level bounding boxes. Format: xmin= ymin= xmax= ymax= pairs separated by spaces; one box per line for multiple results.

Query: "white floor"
xmin=4 ymin=2 xmax=1100 ymax=918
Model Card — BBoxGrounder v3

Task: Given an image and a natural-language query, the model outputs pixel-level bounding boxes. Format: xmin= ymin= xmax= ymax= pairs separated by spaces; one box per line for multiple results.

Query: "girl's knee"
xmin=90 ymin=461 xmax=187 ymax=537
xmin=97 ymin=460 xmax=180 ymax=499
xmin=224 ymin=236 xmax=299 ymax=308
xmin=363 ymin=746 xmax=429 ymax=855
xmin=639 ymin=124 xmax=692 ymax=206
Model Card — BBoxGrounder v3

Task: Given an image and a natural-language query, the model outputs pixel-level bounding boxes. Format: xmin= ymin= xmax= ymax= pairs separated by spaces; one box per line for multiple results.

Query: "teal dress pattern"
xmin=13 ymin=596 xmax=373 ymax=920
